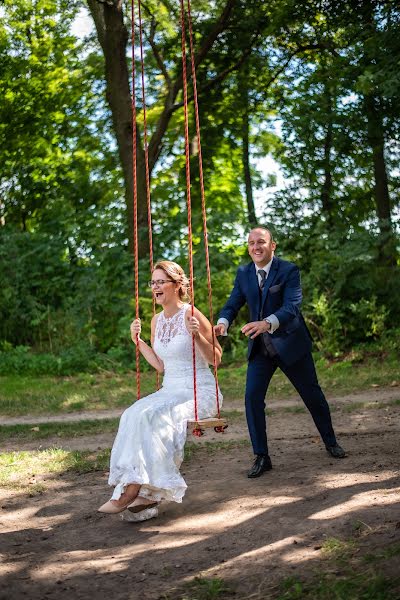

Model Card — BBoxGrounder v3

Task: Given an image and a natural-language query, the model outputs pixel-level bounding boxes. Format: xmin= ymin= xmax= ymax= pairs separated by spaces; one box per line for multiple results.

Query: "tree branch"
xmin=148 ymin=0 xmax=238 ymax=169
xmin=170 ymin=32 xmax=258 ymax=113
xmin=145 ymin=18 xmax=172 ymax=89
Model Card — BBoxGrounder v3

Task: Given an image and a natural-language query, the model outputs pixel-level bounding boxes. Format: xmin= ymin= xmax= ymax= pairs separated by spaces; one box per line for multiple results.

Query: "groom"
xmin=215 ymin=227 xmax=345 ymax=478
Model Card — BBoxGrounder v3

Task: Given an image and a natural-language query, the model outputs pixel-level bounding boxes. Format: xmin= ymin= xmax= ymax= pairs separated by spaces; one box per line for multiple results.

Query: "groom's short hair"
xmin=248 ymin=226 xmax=275 ymax=243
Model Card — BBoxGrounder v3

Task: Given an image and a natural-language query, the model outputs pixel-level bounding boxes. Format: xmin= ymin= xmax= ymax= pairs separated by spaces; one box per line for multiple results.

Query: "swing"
xmin=131 ymin=0 xmax=227 ymax=436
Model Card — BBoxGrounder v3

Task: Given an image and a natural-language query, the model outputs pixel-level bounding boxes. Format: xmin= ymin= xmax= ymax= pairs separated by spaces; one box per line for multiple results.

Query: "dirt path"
xmin=1 ymin=386 xmax=399 ymax=453
xmin=0 ymin=388 xmax=399 ymax=599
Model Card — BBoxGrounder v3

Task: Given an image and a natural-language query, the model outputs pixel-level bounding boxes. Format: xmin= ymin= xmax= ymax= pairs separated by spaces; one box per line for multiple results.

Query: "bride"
xmin=98 ymin=260 xmax=223 ymax=515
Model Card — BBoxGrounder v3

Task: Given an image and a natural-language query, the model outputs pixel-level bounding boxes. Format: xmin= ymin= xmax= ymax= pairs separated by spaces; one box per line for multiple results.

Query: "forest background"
xmin=1 ymin=0 xmax=399 ymax=376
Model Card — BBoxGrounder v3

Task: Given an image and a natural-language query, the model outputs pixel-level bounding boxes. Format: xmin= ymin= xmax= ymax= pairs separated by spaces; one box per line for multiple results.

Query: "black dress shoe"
xmin=325 ymin=443 xmax=346 ymax=458
xmin=247 ymin=454 xmax=272 ymax=478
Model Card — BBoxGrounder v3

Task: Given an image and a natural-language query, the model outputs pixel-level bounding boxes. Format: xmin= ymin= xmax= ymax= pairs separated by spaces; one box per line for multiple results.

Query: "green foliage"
xmin=1 ymin=0 xmax=399 ymax=368
xmin=0 ymin=0 xmax=120 ymax=233
xmin=0 ymin=349 xmax=398 ymax=417
xmin=274 ymin=225 xmax=400 ymax=357
xmin=177 ymin=577 xmax=231 ymax=600
xmin=0 ymin=418 xmax=120 ymax=444
xmin=0 ymin=447 xmax=111 ymax=491
xmin=0 ymin=343 xmax=105 ymax=375
xmin=278 ymin=573 xmax=399 ymax=600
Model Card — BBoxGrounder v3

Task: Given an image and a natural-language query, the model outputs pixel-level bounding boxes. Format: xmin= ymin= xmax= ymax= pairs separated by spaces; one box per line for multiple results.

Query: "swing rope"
xmin=131 ymin=0 xmax=224 ymax=432
xmin=131 ymin=0 xmax=141 ymax=401
xmin=137 ymin=0 xmax=160 ymax=390
xmin=179 ymin=0 xmax=199 ymax=428
xmin=185 ymin=0 xmax=221 ymax=420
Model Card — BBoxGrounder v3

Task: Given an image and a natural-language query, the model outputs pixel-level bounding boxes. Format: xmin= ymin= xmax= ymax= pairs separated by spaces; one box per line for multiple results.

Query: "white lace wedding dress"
xmin=108 ymin=304 xmax=222 ymax=504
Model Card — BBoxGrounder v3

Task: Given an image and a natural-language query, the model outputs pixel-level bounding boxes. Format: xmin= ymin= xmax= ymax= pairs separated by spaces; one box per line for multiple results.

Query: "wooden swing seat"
xmin=187 ymin=417 xmax=227 ymax=430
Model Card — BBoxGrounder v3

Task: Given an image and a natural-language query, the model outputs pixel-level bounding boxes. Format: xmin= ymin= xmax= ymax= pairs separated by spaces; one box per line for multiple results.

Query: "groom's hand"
xmin=214 ymin=323 xmax=227 ymax=336
xmin=241 ymin=320 xmax=270 ymax=339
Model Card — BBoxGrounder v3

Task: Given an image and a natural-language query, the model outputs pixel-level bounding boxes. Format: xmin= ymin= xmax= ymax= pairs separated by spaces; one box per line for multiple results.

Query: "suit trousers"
xmin=245 ymin=342 xmax=337 ymax=455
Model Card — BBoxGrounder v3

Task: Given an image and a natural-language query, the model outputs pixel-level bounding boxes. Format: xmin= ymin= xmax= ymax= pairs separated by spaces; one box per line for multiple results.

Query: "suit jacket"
xmin=219 ymin=256 xmax=312 ymax=366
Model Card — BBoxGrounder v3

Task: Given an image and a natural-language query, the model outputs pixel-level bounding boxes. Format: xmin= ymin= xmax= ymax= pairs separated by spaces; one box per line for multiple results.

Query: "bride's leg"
xmin=98 ymin=483 xmax=141 ymax=513
xmin=111 ymin=483 xmax=141 ymax=507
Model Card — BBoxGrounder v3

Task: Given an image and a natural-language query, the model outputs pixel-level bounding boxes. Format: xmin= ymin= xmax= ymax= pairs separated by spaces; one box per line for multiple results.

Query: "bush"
xmin=0 ymin=343 xmax=108 ymax=376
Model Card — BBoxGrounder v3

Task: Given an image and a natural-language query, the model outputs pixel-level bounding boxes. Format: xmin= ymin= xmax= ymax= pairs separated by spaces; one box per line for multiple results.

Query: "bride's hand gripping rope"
xmin=130 ymin=319 xmax=142 ymax=344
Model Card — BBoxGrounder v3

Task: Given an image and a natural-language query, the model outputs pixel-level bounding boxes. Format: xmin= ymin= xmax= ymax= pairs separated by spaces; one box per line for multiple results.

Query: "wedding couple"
xmin=98 ymin=227 xmax=345 ymax=517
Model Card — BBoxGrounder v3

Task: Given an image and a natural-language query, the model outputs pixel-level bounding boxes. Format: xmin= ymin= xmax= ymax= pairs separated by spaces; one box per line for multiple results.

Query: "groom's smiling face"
xmin=248 ymin=228 xmax=276 ymax=268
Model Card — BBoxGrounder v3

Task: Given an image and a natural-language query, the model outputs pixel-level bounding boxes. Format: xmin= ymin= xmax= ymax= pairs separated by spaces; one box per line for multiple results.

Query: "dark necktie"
xmin=259 ymin=269 xmax=266 ymax=289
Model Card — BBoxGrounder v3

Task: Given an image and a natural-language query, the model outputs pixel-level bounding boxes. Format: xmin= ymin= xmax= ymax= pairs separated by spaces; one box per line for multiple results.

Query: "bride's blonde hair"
xmin=153 ymin=261 xmax=190 ymax=301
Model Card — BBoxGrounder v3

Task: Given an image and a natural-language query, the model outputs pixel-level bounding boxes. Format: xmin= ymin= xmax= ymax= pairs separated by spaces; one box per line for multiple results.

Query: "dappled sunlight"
xmin=158 ymin=495 xmax=303 ymax=536
xmin=309 ymin=486 xmax=400 ymax=521
xmin=0 ymin=505 xmax=73 ymax=530
xmin=30 ymin=552 xmax=130 ymax=579
xmin=281 ymin=544 xmax=322 ymax=564
xmin=193 ymin=535 xmax=302 ymax=577
xmin=316 ymin=470 xmax=395 ymax=488
xmin=0 ymin=560 xmax=25 ymax=576
xmin=61 ymin=393 xmax=87 ymax=409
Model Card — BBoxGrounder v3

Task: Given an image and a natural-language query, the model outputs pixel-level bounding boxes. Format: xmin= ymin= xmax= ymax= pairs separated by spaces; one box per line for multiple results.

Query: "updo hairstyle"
xmin=153 ymin=261 xmax=190 ymax=301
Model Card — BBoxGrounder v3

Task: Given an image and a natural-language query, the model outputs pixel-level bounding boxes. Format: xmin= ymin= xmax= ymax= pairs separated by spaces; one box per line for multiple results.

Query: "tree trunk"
xmin=240 ymin=71 xmax=257 ymax=226
xmin=86 ymin=0 xmax=238 ymax=256
xmin=361 ymin=0 xmax=397 ymax=265
xmin=87 ymin=0 xmax=147 ymax=255
xmin=364 ymin=93 xmax=396 ymax=265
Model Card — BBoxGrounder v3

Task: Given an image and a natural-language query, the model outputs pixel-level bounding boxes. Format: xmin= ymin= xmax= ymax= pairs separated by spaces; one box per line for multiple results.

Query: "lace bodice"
xmin=153 ymin=304 xmax=209 ymax=377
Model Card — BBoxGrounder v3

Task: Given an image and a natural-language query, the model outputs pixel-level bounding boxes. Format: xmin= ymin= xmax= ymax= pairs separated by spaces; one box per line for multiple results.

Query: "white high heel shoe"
xmin=97 ymin=500 xmax=130 ymax=514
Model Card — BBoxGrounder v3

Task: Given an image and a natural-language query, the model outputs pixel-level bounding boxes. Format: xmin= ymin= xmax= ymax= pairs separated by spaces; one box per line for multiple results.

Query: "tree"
xmin=86 ymin=0 xmax=242 ymax=254
xmin=0 ymin=0 xmax=120 ymax=242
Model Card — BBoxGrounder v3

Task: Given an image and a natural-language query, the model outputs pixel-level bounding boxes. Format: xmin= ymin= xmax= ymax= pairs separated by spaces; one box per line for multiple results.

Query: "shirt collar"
xmin=254 ymin=258 xmax=273 ymax=277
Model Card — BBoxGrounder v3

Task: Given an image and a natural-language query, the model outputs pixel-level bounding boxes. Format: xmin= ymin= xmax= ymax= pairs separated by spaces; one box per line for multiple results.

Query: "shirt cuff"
xmin=217 ymin=317 xmax=229 ymax=336
xmin=265 ymin=314 xmax=279 ymax=334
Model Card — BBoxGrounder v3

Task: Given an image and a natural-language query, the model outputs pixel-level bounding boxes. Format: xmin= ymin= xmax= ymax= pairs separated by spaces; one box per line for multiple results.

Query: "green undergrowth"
xmin=0 ymin=448 xmax=111 ymax=492
xmin=0 ymin=413 xmax=244 ymax=444
xmin=165 ymin=577 xmax=232 ymax=600
xmin=0 ymin=352 xmax=398 ymax=417
xmin=166 ymin=537 xmax=400 ymax=600
xmin=276 ymin=534 xmax=400 ymax=600
xmin=0 ymin=418 xmax=120 ymax=443
xmin=0 ymin=439 xmax=250 ymax=492
xmin=277 ymin=572 xmax=399 ymax=600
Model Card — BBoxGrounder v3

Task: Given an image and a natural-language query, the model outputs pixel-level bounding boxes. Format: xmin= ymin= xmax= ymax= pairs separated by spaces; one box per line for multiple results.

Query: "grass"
xmin=0 ymin=418 xmax=120 ymax=443
xmin=0 ymin=372 xmax=144 ymax=416
xmin=0 ymin=413 xmax=245 ymax=444
xmin=276 ymin=534 xmax=400 ymax=600
xmin=0 ymin=448 xmax=111 ymax=492
xmin=0 ymin=439 xmax=250 ymax=492
xmin=364 ymin=542 xmax=400 ymax=563
xmin=162 ymin=577 xmax=234 ymax=600
xmin=278 ymin=572 xmax=399 ymax=600
xmin=0 ymin=352 xmax=398 ymax=417
xmin=160 ymin=536 xmax=400 ymax=600
xmin=321 ymin=536 xmax=356 ymax=561
xmin=343 ymin=398 xmax=400 ymax=413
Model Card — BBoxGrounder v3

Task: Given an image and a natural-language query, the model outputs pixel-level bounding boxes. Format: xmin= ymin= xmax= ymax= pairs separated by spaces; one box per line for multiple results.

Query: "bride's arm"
xmin=130 ymin=315 xmax=164 ymax=373
xmin=185 ymin=307 xmax=222 ymax=366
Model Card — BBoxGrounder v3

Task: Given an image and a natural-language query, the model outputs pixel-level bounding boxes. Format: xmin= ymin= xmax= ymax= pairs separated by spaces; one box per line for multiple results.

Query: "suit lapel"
xmin=261 ymin=256 xmax=279 ymax=310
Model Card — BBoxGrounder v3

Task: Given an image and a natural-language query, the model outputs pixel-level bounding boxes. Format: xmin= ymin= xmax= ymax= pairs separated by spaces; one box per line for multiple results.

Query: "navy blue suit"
xmin=220 ymin=256 xmax=337 ymax=455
